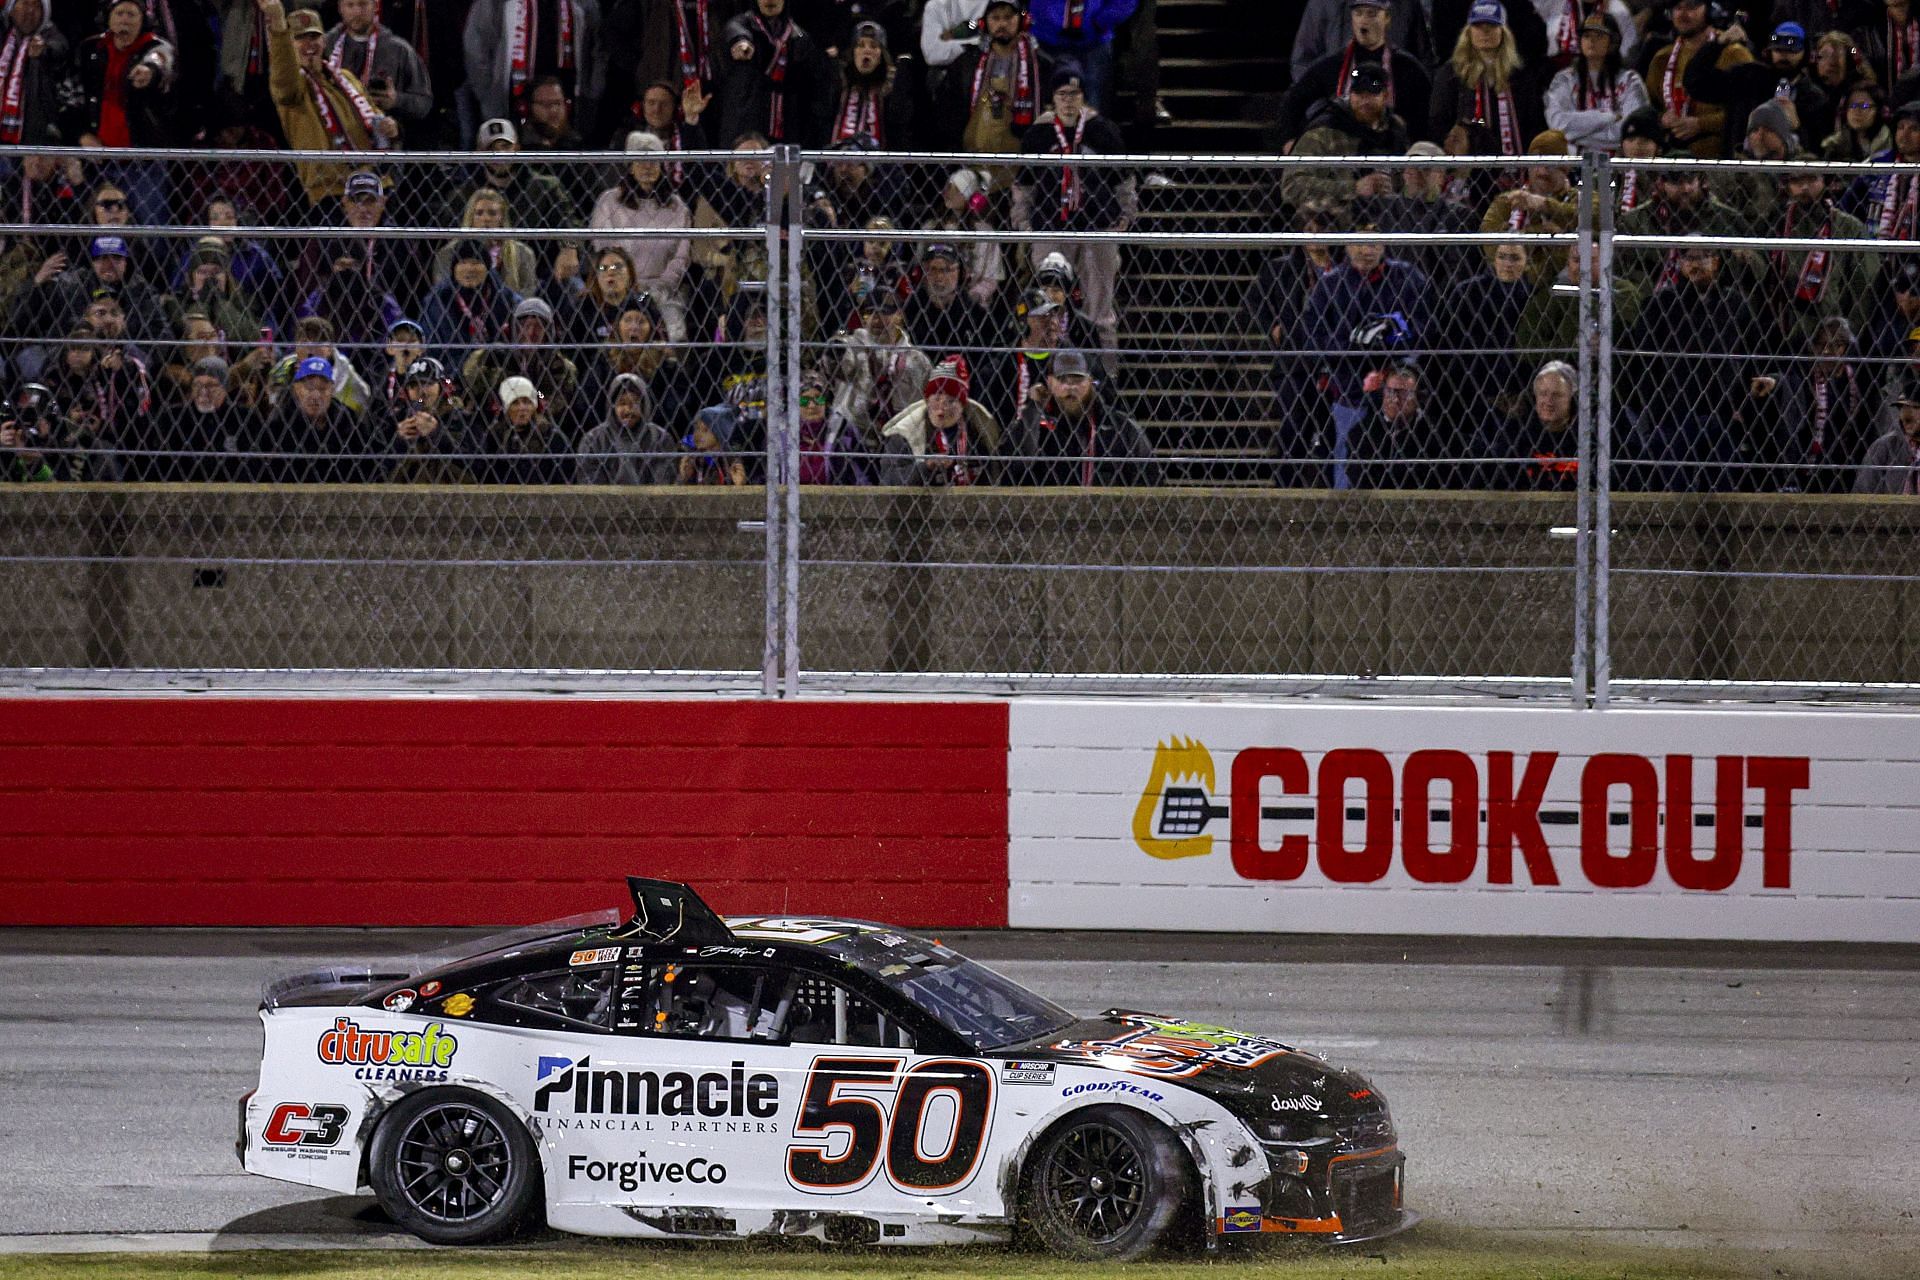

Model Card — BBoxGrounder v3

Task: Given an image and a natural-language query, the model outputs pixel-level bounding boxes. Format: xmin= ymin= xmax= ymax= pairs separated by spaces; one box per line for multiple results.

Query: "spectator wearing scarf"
xmin=1431 ymin=2 xmax=1544 ymax=158
xmin=1543 ymin=10 xmax=1646 ymax=152
xmin=716 ymin=0 xmax=830 ymax=147
xmin=1643 ymin=0 xmax=1752 ymax=159
xmin=262 ymin=0 xmax=398 ymax=209
xmin=0 ymin=0 xmax=66 ymax=146
xmin=1014 ymin=65 xmax=1130 ymax=355
xmin=830 ymin=21 xmax=912 ymax=148
xmin=589 ymin=131 xmax=694 ymax=342
xmin=322 ymin=0 xmax=434 ymax=144
xmin=1278 ymin=0 xmax=1432 ymax=145
xmin=422 ymin=237 xmax=521 ymax=370
xmin=463 ymin=0 xmax=603 ymax=140
xmin=879 ymin=354 xmax=1003 ymax=485
xmin=934 ymin=0 xmax=1048 ymax=158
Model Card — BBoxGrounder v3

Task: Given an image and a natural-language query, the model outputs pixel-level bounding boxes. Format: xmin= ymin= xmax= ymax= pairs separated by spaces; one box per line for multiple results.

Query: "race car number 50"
xmin=786 ymin=1055 xmax=995 ymax=1195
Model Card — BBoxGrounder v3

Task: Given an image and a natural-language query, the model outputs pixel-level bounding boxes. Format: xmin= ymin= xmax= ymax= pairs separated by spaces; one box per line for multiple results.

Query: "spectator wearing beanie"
xmin=261 ymin=0 xmax=399 ymax=211
xmin=463 ymin=295 xmax=581 ymax=431
xmin=1614 ymin=105 xmax=1665 ymax=211
xmin=1293 ymin=0 xmax=1432 ymax=82
xmin=1544 ymin=11 xmax=1648 ymax=152
xmin=1823 ymin=80 xmax=1889 ymax=162
xmin=1014 ymin=64 xmax=1131 ymax=356
xmin=929 ymin=169 xmax=1008 ymax=309
xmin=879 ymin=354 xmax=1001 ymax=485
xmin=1280 ymin=0 xmax=1433 ymax=146
xmin=463 ymin=0 xmax=604 ymax=143
xmin=1479 ymin=130 xmax=1576 ymax=284
xmin=1644 ymin=0 xmax=1752 ymax=159
xmin=830 ymin=20 xmax=915 ymax=148
xmin=474 ymin=373 xmax=572 ymax=483
xmin=432 ymin=187 xmax=541 ymax=297
xmin=149 ymin=355 xmax=259 ymax=482
xmin=1282 ymin=61 xmax=1410 ymax=214
xmin=933 ymin=0 xmax=1049 ymax=161
xmin=575 ymin=370 xmax=677 ymax=485
xmin=1717 ymin=99 xmax=1803 ymax=223
xmin=423 ymin=238 xmax=522 ymax=371
xmin=679 ymin=404 xmax=747 ymax=486
xmin=1432 ymin=1 xmax=1547 ymax=158
xmin=590 ymin=132 xmax=694 ymax=343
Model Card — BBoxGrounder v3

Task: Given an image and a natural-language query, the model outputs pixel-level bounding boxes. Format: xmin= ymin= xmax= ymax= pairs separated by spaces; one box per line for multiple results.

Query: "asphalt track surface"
xmin=2 ymin=929 xmax=1918 ymax=1276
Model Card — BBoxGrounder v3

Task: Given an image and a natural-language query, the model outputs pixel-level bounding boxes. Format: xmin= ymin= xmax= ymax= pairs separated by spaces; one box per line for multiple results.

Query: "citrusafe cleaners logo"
xmin=1131 ymin=736 xmax=1226 ymax=859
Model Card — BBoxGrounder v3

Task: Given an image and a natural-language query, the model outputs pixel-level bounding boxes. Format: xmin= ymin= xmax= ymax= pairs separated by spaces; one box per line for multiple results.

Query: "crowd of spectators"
xmin=2 ymin=0 xmax=1919 ymax=492
xmin=1268 ymin=0 xmax=1920 ymax=493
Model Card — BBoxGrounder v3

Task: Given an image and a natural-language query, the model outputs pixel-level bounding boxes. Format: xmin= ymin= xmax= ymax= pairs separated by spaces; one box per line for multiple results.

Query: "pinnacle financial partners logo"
xmin=1132 ymin=736 xmax=1227 ymax=859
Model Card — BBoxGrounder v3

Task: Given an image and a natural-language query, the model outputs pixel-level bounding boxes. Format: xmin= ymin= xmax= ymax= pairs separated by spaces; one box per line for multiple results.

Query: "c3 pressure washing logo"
xmin=1131 ymin=737 xmax=1226 ymax=859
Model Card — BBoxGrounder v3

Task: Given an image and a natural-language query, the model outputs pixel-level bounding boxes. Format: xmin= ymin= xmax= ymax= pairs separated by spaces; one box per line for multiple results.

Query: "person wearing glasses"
xmin=589 ymin=132 xmax=693 ymax=343
xmin=560 ymin=245 xmax=646 ymax=346
xmin=1821 ymin=81 xmax=1889 ymax=162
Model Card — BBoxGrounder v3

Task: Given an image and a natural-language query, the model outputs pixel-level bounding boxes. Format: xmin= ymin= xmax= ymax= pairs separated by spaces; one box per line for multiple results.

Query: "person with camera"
xmin=1 ymin=383 xmax=63 ymax=482
xmin=933 ymin=0 xmax=1049 ymax=158
xmin=384 ymin=356 xmax=477 ymax=483
xmin=322 ymin=0 xmax=433 ymax=145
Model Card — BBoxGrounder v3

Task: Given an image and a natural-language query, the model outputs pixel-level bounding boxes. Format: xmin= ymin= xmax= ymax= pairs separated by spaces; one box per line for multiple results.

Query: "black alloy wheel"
xmin=1022 ymin=1106 xmax=1194 ymax=1260
xmin=369 ymin=1088 xmax=541 ymax=1244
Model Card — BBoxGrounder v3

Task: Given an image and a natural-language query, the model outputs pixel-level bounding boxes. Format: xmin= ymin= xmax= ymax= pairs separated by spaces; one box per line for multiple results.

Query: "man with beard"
xmin=1283 ymin=61 xmax=1410 ymax=213
xmin=1853 ymin=381 xmax=1920 ymax=494
xmin=1000 ymin=347 xmax=1152 ymax=486
xmin=1740 ymin=315 xmax=1874 ymax=492
xmin=1279 ymin=0 xmax=1432 ymax=145
xmin=1621 ymin=242 xmax=1758 ymax=491
xmin=1645 ymin=0 xmax=1752 ymax=158
xmin=146 ymin=355 xmax=257 ymax=480
xmin=383 ymin=355 xmax=475 ymax=483
xmin=879 ymin=353 xmax=1001 ymax=484
xmin=261 ymin=0 xmax=399 ymax=212
xmin=717 ymin=0 xmax=831 ymax=147
xmin=1014 ymin=67 xmax=1130 ymax=356
xmin=322 ymin=0 xmax=433 ymax=144
xmin=906 ymin=242 xmax=993 ymax=360
xmin=934 ymin=0 xmax=1047 ymax=156
xmin=0 ymin=0 xmax=67 ymax=147
xmin=1759 ymin=165 xmax=1873 ymax=352
xmin=1716 ymin=100 xmax=1800 ymax=224
xmin=1853 ymin=101 xmax=1920 ymax=241
xmin=1615 ymin=158 xmax=1750 ymax=297
xmin=1683 ymin=20 xmax=1831 ymax=158
xmin=829 ymin=20 xmax=913 ymax=147
xmin=463 ymin=0 xmax=603 ymax=140
xmin=518 ymin=76 xmax=599 ymax=208
xmin=260 ymin=354 xmax=379 ymax=481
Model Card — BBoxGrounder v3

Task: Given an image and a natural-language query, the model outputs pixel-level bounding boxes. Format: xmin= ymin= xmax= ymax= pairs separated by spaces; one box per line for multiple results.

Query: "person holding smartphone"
xmin=322 ymin=0 xmax=434 ymax=144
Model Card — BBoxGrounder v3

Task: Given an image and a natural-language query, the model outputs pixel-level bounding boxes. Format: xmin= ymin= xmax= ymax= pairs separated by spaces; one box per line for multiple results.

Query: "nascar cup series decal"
xmin=1051 ymin=1016 xmax=1290 ymax=1079
xmin=317 ymin=1018 xmax=458 ymax=1081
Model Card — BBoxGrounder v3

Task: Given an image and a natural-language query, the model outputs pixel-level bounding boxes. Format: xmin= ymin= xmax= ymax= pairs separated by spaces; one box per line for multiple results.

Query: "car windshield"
xmin=855 ymin=945 xmax=1077 ymax=1051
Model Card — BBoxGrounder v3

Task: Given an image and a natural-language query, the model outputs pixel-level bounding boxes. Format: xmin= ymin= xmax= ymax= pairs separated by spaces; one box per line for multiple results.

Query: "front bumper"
xmin=1216 ymin=1142 xmax=1413 ymax=1243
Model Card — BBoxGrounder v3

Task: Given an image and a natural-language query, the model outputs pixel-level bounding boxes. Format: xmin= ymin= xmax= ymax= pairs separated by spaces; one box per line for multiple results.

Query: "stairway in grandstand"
xmin=1112 ymin=0 xmax=1295 ymax=481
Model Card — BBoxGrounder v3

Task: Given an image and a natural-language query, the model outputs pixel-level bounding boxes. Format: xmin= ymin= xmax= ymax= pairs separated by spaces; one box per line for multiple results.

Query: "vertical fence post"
xmin=761 ymin=146 xmax=794 ymax=697
xmin=1574 ymin=151 xmax=1596 ymax=709
xmin=782 ymin=151 xmax=804 ymax=697
xmin=1594 ymin=153 xmax=1615 ymax=709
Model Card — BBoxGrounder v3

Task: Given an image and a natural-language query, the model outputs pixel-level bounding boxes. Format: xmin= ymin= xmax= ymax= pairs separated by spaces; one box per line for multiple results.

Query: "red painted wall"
xmin=0 ymin=699 xmax=1010 ymax=928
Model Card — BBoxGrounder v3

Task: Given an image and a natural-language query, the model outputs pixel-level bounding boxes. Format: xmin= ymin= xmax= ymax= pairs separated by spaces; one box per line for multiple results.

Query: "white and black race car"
xmin=238 ymin=879 xmax=1413 ymax=1259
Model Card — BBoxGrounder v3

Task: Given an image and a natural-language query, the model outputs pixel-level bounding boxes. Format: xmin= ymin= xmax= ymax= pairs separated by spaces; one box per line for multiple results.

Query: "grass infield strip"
xmin=0 ymin=1227 xmax=1764 ymax=1280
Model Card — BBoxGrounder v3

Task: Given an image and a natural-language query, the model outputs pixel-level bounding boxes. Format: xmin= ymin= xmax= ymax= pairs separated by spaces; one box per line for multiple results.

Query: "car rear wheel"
xmin=368 ymin=1088 xmax=541 ymax=1244
xmin=1020 ymin=1105 xmax=1194 ymax=1261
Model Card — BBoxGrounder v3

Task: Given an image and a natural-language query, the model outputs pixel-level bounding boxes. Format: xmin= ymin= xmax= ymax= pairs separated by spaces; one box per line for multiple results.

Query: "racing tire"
xmin=1019 ymin=1105 xmax=1196 ymax=1261
xmin=368 ymin=1087 xmax=542 ymax=1245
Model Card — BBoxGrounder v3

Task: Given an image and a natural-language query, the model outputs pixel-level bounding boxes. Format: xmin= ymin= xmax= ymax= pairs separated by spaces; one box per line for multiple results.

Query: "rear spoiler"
xmin=609 ymin=877 xmax=737 ymax=946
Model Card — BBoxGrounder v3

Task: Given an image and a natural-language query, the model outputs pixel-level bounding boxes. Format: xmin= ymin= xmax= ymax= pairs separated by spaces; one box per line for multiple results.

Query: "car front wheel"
xmin=368 ymin=1088 xmax=541 ymax=1244
xmin=1021 ymin=1105 xmax=1195 ymax=1261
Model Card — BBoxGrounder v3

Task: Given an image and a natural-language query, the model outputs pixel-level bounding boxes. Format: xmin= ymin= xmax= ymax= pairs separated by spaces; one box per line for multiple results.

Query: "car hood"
xmin=1002 ymin=1010 xmax=1384 ymax=1131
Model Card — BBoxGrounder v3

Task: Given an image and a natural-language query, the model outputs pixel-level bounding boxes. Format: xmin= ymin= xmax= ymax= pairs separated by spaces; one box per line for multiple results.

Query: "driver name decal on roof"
xmin=1049 ymin=1016 xmax=1291 ymax=1079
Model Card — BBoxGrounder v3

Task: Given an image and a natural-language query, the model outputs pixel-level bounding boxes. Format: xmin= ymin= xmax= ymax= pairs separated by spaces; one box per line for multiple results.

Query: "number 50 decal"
xmin=787 ymin=1056 xmax=995 ymax=1194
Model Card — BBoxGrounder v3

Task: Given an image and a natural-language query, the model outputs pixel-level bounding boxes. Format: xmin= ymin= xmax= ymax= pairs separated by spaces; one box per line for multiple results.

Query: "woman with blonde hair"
xmin=1431 ymin=1 xmax=1546 ymax=155
xmin=432 ymin=188 xmax=539 ymax=296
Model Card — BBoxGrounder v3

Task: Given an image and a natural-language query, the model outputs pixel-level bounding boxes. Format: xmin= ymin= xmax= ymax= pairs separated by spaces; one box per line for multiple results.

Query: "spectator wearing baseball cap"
xmin=1281 ymin=56 xmax=1413 ymax=214
xmin=1278 ymin=0 xmax=1433 ymax=146
xmin=433 ymin=112 xmax=576 ymax=240
xmin=258 ymin=0 xmax=399 ymax=209
xmin=1643 ymin=0 xmax=1754 ymax=160
xmin=1544 ymin=11 xmax=1649 ymax=153
xmin=260 ymin=351 xmax=382 ymax=483
xmin=461 ymin=295 xmax=581 ymax=436
xmin=1854 ymin=377 xmax=1920 ymax=494
xmin=1676 ymin=14 xmax=1830 ymax=161
xmin=1859 ymin=100 xmax=1920 ymax=241
xmin=1432 ymin=1 xmax=1549 ymax=157
xmin=906 ymin=242 xmax=996 ymax=363
xmin=879 ymin=354 xmax=1002 ymax=486
xmin=1000 ymin=346 xmax=1153 ymax=487
xmin=473 ymin=372 xmax=571 ymax=484
xmin=588 ymin=131 xmax=694 ymax=344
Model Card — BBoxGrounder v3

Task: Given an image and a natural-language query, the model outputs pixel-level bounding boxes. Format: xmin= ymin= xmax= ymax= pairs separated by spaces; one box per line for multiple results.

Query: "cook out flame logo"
xmin=1132 ymin=736 xmax=1227 ymax=859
